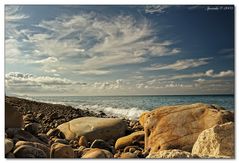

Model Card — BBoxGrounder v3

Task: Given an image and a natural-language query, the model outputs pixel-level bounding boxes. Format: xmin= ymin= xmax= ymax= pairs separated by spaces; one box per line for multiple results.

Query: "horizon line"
xmin=6 ymin=94 xmax=234 ymax=97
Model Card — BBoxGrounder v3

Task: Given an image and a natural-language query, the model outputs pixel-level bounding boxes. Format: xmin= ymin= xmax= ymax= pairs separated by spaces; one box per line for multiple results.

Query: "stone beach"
xmin=5 ymin=96 xmax=234 ymax=159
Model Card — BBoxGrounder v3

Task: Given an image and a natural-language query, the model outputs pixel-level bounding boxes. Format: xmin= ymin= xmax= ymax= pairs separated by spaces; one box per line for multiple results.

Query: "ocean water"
xmin=22 ymin=95 xmax=234 ymax=120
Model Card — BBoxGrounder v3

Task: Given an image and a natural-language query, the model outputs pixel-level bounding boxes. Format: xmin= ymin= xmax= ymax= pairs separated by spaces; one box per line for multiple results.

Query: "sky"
xmin=5 ymin=5 xmax=235 ymax=96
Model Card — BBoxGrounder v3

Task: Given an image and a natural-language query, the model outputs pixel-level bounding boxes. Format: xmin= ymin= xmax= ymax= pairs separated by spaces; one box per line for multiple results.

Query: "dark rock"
xmin=46 ymin=128 xmax=60 ymax=138
xmin=37 ymin=134 xmax=49 ymax=144
xmin=49 ymin=112 xmax=58 ymax=120
xmin=5 ymin=152 xmax=15 ymax=158
xmin=54 ymin=138 xmax=69 ymax=145
xmin=58 ymin=131 xmax=65 ymax=139
xmin=14 ymin=145 xmax=47 ymax=158
xmin=5 ymin=102 xmax=23 ymax=129
xmin=14 ymin=130 xmax=45 ymax=144
xmin=24 ymin=123 xmax=40 ymax=135
xmin=5 ymin=128 xmax=21 ymax=138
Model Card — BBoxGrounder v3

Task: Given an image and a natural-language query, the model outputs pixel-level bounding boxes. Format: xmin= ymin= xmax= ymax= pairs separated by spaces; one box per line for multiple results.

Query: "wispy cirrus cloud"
xmin=6 ymin=12 xmax=181 ymax=75
xmin=145 ymin=5 xmax=170 ymax=14
xmin=5 ymin=6 xmax=29 ymax=22
xmin=143 ymin=58 xmax=212 ymax=71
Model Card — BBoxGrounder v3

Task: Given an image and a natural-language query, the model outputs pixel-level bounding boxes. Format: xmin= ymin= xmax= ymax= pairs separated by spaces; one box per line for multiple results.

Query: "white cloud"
xmin=5 ymin=6 xmax=29 ymax=22
xmin=5 ymin=72 xmax=77 ymax=86
xmin=6 ymin=12 xmax=181 ymax=75
xmin=145 ymin=5 xmax=170 ymax=14
xmin=35 ymin=57 xmax=58 ymax=64
xmin=205 ymin=69 xmax=214 ymax=76
xmin=144 ymin=58 xmax=212 ymax=71
xmin=213 ymin=70 xmax=234 ymax=78
xmin=77 ymin=70 xmax=111 ymax=75
xmin=194 ymin=78 xmax=205 ymax=82
xmin=93 ymin=79 xmax=125 ymax=90
xmin=146 ymin=79 xmax=156 ymax=85
xmin=171 ymin=69 xmax=234 ymax=80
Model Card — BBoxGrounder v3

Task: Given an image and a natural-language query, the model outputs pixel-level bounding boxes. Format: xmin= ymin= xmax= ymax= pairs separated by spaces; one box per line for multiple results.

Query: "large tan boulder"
xmin=139 ymin=103 xmax=234 ymax=154
xmin=57 ymin=117 xmax=127 ymax=142
xmin=115 ymin=131 xmax=144 ymax=150
xmin=192 ymin=122 xmax=234 ymax=158
xmin=5 ymin=102 xmax=23 ymax=128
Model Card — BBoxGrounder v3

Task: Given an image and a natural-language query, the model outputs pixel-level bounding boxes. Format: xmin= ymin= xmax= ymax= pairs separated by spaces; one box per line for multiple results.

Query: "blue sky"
xmin=5 ymin=5 xmax=234 ymax=96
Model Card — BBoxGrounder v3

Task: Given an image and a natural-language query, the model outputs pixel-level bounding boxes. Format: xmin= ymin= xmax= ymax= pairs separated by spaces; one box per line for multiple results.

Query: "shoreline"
xmin=5 ymin=96 xmax=142 ymax=134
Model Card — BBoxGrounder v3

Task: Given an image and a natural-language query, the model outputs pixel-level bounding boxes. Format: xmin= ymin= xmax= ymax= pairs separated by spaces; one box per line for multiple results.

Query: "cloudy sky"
xmin=5 ymin=5 xmax=234 ymax=96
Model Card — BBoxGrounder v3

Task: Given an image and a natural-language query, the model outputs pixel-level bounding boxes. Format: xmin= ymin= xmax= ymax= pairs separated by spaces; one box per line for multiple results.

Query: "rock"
xmin=24 ymin=123 xmax=40 ymax=135
xmin=115 ymin=131 xmax=144 ymax=150
xmin=5 ymin=102 xmax=23 ymax=128
xmin=120 ymin=152 xmax=138 ymax=158
xmin=81 ymin=148 xmax=113 ymax=158
xmin=81 ymin=148 xmax=91 ymax=156
xmin=123 ymin=146 xmax=143 ymax=153
xmin=192 ymin=122 xmax=234 ymax=158
xmin=23 ymin=114 xmax=34 ymax=122
xmin=49 ymin=112 xmax=58 ymax=120
xmin=133 ymin=150 xmax=143 ymax=157
xmin=36 ymin=113 xmax=44 ymax=119
xmin=78 ymin=136 xmax=88 ymax=147
xmin=54 ymin=138 xmax=69 ymax=145
xmin=5 ymin=128 xmax=21 ymax=138
xmin=15 ymin=141 xmax=50 ymax=157
xmin=114 ymin=152 xmax=121 ymax=158
xmin=146 ymin=149 xmax=196 ymax=158
xmin=47 ymin=128 xmax=60 ymax=137
xmin=129 ymin=147 xmax=136 ymax=153
xmin=57 ymin=117 xmax=127 ymax=142
xmin=58 ymin=131 xmax=65 ymax=139
xmin=50 ymin=143 xmax=74 ymax=158
xmin=74 ymin=146 xmax=86 ymax=158
xmin=37 ymin=134 xmax=49 ymax=144
xmin=14 ymin=145 xmax=47 ymax=158
xmin=14 ymin=130 xmax=45 ymax=144
xmin=6 ymin=152 xmax=15 ymax=158
xmin=139 ymin=103 xmax=234 ymax=154
xmin=5 ymin=138 xmax=14 ymax=154
xmin=90 ymin=139 xmax=112 ymax=152
xmin=69 ymin=140 xmax=79 ymax=148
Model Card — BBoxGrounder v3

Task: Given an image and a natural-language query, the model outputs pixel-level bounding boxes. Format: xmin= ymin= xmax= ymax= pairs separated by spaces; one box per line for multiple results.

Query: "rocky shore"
xmin=5 ymin=96 xmax=234 ymax=159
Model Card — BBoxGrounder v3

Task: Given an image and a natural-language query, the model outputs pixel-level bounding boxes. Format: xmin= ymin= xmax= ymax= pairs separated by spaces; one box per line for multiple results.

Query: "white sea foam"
xmin=16 ymin=96 xmax=67 ymax=106
xmin=15 ymin=95 xmax=147 ymax=120
xmin=76 ymin=104 xmax=148 ymax=120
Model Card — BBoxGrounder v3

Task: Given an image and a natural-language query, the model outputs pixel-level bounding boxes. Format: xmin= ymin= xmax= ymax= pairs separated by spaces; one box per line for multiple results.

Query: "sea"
xmin=20 ymin=95 xmax=234 ymax=120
